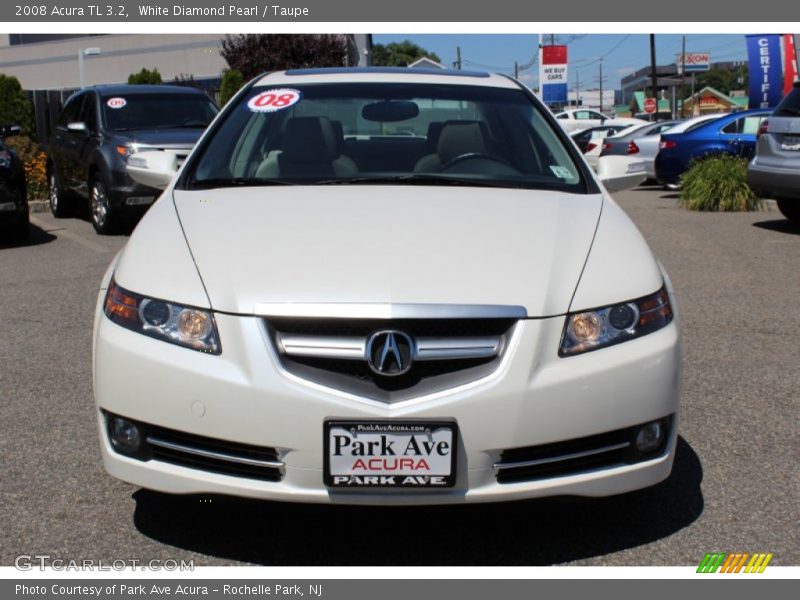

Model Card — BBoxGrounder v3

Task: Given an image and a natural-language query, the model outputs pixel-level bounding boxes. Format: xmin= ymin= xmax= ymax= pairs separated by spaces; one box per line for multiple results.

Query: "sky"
xmin=372 ymin=34 xmax=749 ymax=90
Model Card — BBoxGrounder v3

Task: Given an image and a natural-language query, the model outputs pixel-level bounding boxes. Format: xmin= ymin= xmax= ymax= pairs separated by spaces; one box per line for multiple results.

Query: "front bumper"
xmin=94 ymin=297 xmax=681 ymax=505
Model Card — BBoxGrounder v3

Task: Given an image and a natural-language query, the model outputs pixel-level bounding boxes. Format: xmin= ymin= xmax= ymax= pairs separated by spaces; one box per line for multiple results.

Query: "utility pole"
xmin=596 ymin=59 xmax=606 ymax=114
xmin=550 ymin=34 xmax=555 ymax=46
xmin=575 ymin=69 xmax=580 ymax=106
xmin=514 ymin=61 xmax=519 ymax=80
xmin=649 ymin=34 xmax=658 ymax=118
xmin=680 ymin=35 xmax=686 ymax=117
xmin=455 ymin=46 xmax=462 ymax=70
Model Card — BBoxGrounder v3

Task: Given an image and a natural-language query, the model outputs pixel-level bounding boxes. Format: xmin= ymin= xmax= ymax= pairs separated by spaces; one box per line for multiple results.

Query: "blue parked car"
xmin=655 ymin=109 xmax=771 ymax=189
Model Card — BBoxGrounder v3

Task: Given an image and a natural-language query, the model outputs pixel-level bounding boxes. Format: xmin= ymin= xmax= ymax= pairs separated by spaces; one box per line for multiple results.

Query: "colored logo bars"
xmin=697 ymin=552 xmax=773 ymax=573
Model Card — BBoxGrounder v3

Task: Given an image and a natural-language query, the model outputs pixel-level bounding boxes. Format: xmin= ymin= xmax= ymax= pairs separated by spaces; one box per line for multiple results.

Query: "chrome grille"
xmin=263 ymin=305 xmax=522 ymax=402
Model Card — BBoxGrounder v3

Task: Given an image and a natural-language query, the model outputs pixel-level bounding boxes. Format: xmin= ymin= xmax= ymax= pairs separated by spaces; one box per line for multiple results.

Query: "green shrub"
xmin=0 ymin=73 xmax=35 ymax=137
xmin=128 ymin=68 xmax=162 ymax=85
xmin=219 ymin=69 xmax=244 ymax=106
xmin=679 ymin=155 xmax=762 ymax=212
xmin=4 ymin=135 xmax=47 ymax=200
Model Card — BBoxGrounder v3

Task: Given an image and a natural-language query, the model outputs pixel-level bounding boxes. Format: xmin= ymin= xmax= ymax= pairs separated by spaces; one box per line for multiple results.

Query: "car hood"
xmin=111 ymin=128 xmax=204 ymax=147
xmin=172 ymin=186 xmax=603 ymax=317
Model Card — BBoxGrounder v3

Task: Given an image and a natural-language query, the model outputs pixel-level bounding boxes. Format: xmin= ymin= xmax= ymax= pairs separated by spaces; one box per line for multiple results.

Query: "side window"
xmin=575 ymin=111 xmax=592 ymax=120
xmin=57 ymin=95 xmax=83 ymax=127
xmin=588 ymin=111 xmax=606 ymax=120
xmin=722 ymin=117 xmax=745 ymax=135
xmin=556 ymin=113 xmax=568 ymax=120
xmin=741 ymin=116 xmax=765 ymax=135
xmin=79 ymin=94 xmax=97 ymax=132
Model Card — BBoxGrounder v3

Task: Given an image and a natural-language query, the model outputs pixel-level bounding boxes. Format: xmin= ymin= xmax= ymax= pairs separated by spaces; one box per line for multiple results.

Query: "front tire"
xmin=776 ymin=199 xmax=800 ymax=225
xmin=90 ymin=176 xmax=118 ymax=235
xmin=49 ymin=171 xmax=70 ymax=218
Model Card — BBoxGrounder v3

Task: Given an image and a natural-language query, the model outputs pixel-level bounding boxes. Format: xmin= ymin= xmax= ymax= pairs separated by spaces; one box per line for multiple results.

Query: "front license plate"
xmin=324 ymin=421 xmax=457 ymax=488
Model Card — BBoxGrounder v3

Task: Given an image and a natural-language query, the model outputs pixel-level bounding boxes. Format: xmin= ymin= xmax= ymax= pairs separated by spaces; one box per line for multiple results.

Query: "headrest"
xmin=437 ymin=121 xmax=487 ymax=164
xmin=283 ymin=117 xmax=339 ymax=163
xmin=330 ymin=120 xmax=346 ymax=153
xmin=425 ymin=122 xmax=445 ymax=152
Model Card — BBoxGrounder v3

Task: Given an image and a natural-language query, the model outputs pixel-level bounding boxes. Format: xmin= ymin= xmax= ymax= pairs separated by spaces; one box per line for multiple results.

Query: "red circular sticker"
xmin=106 ymin=97 xmax=127 ymax=109
xmin=247 ymin=88 xmax=302 ymax=113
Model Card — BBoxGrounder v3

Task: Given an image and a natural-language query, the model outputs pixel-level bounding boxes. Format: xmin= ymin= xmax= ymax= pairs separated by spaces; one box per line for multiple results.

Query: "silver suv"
xmin=748 ymin=82 xmax=800 ymax=225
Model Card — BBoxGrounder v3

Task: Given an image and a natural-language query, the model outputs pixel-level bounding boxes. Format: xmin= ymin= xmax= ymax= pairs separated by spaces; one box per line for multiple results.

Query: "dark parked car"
xmin=654 ymin=109 xmax=770 ymax=189
xmin=47 ymin=84 xmax=218 ymax=234
xmin=748 ymin=81 xmax=800 ymax=225
xmin=0 ymin=124 xmax=28 ymax=243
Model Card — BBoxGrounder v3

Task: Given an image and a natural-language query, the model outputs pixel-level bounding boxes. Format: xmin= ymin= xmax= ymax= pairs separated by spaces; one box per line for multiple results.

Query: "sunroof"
xmin=284 ymin=67 xmax=491 ymax=78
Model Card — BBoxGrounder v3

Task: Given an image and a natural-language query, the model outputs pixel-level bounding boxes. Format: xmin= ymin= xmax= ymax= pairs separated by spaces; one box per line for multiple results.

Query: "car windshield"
xmin=102 ymin=93 xmax=218 ymax=131
xmin=774 ymin=85 xmax=800 ymax=116
xmin=185 ymin=82 xmax=586 ymax=192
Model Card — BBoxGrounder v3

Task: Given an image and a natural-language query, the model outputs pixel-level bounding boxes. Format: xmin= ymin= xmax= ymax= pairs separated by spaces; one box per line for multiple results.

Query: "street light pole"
xmin=78 ymin=47 xmax=101 ymax=88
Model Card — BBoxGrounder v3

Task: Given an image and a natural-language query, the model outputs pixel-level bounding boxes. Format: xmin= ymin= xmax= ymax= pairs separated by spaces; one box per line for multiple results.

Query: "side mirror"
xmin=0 ymin=124 xmax=21 ymax=138
xmin=67 ymin=121 xmax=88 ymax=133
xmin=597 ymin=155 xmax=647 ymax=193
xmin=127 ymin=150 xmax=178 ymax=190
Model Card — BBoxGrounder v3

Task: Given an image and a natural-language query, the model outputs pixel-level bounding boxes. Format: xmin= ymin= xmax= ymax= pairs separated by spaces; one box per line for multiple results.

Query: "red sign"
xmin=784 ymin=34 xmax=798 ymax=96
xmin=542 ymin=45 xmax=568 ymax=64
xmin=644 ymin=97 xmax=657 ymax=113
xmin=247 ymin=88 xmax=302 ymax=113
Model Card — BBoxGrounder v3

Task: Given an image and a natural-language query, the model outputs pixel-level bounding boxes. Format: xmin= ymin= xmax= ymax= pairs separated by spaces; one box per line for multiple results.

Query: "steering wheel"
xmin=439 ymin=152 xmax=511 ymax=171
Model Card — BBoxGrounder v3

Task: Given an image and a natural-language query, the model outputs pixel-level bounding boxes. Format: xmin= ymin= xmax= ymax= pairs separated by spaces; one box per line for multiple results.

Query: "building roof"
xmin=407 ymin=57 xmax=446 ymax=69
xmin=684 ymin=86 xmax=747 ymax=107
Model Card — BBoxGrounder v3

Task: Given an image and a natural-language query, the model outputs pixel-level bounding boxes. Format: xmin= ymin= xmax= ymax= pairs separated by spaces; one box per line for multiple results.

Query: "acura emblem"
xmin=365 ymin=330 xmax=414 ymax=376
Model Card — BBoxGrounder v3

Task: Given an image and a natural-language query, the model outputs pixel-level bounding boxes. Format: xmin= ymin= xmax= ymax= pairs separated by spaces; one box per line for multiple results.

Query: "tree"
xmin=128 ymin=68 xmax=163 ymax=85
xmin=172 ymin=73 xmax=199 ymax=89
xmin=0 ymin=74 xmax=35 ymax=136
xmin=219 ymin=69 xmax=244 ymax=106
xmin=371 ymin=40 xmax=441 ymax=67
xmin=694 ymin=67 xmax=748 ymax=96
xmin=220 ymin=34 xmax=348 ymax=81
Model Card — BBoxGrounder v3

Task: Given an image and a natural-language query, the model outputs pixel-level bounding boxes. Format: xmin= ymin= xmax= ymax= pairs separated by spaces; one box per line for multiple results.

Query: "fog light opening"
xmin=635 ymin=421 xmax=664 ymax=454
xmin=109 ymin=417 xmax=142 ymax=455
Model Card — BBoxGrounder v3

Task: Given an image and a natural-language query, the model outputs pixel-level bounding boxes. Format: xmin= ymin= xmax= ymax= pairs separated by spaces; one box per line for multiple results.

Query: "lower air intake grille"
xmin=107 ymin=413 xmax=283 ymax=482
xmin=494 ymin=416 xmax=672 ymax=484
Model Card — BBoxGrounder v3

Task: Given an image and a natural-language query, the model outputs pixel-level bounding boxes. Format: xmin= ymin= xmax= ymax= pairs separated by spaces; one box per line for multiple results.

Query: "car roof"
xmin=253 ymin=67 xmax=520 ymax=89
xmin=84 ymin=84 xmax=208 ymax=96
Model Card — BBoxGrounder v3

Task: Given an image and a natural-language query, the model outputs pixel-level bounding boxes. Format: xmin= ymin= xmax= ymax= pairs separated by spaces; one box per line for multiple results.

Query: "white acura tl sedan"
xmin=93 ymin=67 xmax=680 ymax=504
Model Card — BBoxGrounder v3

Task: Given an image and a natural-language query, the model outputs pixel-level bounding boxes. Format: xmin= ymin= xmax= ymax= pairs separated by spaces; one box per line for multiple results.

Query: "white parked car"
xmin=94 ymin=68 xmax=680 ymax=505
xmin=636 ymin=114 xmax=723 ymax=180
xmin=571 ymin=124 xmax=638 ymax=170
xmin=555 ymin=108 xmax=646 ymax=134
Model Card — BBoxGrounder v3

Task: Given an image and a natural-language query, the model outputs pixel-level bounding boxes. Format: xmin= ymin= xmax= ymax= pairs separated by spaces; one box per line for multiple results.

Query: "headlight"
xmin=559 ymin=287 xmax=673 ymax=357
xmin=104 ymin=280 xmax=220 ymax=354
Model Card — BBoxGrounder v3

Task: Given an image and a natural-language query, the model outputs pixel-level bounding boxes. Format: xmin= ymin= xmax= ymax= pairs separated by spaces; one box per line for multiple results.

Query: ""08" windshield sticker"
xmin=106 ymin=97 xmax=127 ymax=109
xmin=247 ymin=88 xmax=302 ymax=113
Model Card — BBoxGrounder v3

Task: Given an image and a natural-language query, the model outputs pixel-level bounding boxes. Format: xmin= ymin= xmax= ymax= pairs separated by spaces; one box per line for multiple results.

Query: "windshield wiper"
xmin=311 ymin=174 xmax=527 ymax=189
xmin=190 ymin=177 xmax=297 ymax=189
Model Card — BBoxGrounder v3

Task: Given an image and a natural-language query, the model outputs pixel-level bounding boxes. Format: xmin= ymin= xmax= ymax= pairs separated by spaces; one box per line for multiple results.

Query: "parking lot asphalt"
xmin=1 ymin=188 xmax=798 ymax=567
